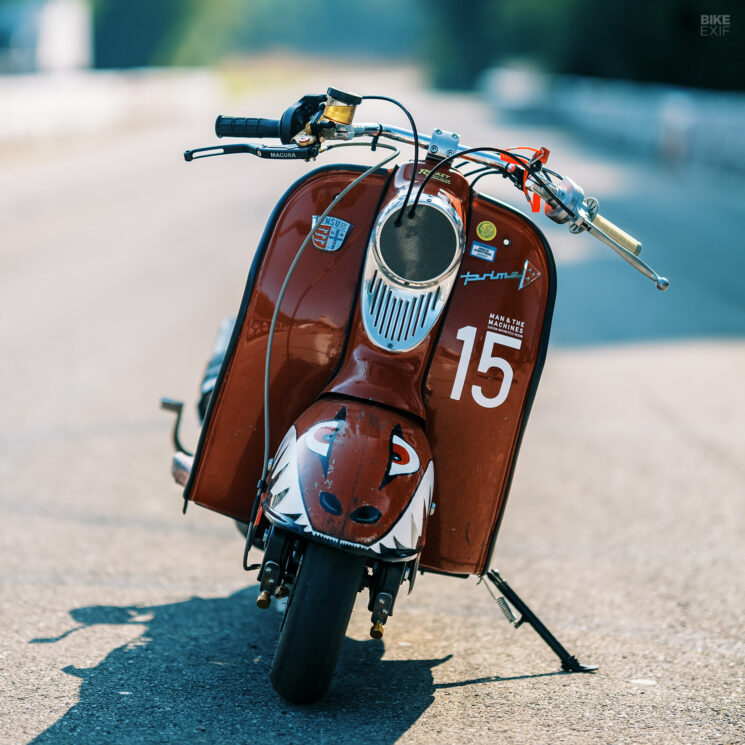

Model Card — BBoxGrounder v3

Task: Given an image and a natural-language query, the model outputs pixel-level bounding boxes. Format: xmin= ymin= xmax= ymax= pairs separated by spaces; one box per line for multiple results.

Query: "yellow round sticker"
xmin=476 ymin=220 xmax=497 ymax=241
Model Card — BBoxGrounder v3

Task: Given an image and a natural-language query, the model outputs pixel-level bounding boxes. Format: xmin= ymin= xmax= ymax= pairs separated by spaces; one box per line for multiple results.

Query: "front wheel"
xmin=270 ymin=540 xmax=366 ymax=704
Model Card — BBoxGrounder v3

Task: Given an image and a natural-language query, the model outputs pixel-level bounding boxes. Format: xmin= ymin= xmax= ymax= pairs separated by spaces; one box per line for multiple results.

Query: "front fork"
xmin=255 ymin=526 xmax=413 ymax=639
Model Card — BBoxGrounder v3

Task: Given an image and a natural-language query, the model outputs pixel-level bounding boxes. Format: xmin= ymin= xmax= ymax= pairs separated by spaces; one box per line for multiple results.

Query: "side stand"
xmin=485 ymin=569 xmax=597 ymax=673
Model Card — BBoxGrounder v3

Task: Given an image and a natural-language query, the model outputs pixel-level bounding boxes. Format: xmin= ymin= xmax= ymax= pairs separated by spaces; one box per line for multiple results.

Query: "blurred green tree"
xmin=91 ymin=0 xmax=421 ymax=68
xmin=419 ymin=0 xmax=492 ymax=89
xmin=553 ymin=0 xmax=743 ymax=90
xmin=423 ymin=0 xmax=742 ymax=91
xmin=89 ymin=0 xmax=742 ymax=91
xmin=92 ymin=0 xmax=239 ymax=67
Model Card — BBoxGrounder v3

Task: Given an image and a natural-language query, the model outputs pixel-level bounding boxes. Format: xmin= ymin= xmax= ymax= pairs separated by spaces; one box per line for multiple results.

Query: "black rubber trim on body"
xmin=184 ymin=163 xmax=390 ymax=505
xmin=418 ymin=566 xmax=470 ymax=580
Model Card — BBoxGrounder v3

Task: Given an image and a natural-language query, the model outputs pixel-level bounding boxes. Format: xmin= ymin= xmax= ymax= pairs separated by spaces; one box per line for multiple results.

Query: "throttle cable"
xmin=408 ymin=146 xmax=577 ymax=222
xmin=361 ymin=95 xmax=419 ymax=226
xmin=243 ymin=140 xmax=401 ymax=569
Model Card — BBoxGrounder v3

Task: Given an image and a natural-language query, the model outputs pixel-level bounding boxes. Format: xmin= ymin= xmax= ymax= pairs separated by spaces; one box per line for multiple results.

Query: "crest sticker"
xmin=311 ymin=216 xmax=352 ymax=252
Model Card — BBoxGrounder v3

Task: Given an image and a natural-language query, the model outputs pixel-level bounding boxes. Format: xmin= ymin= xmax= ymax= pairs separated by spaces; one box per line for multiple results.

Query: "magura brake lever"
xmin=184 ymin=143 xmax=320 ymax=162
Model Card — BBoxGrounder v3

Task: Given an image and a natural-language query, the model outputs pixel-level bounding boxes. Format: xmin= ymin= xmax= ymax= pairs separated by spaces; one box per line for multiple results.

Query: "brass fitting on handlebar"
xmin=322 ymin=87 xmax=362 ymax=125
xmin=294 ymin=87 xmax=361 ymax=146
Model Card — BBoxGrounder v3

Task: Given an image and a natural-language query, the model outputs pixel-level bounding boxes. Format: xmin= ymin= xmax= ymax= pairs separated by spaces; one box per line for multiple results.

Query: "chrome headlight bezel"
xmin=361 ymin=193 xmax=465 ymax=353
xmin=370 ymin=194 xmax=464 ymax=289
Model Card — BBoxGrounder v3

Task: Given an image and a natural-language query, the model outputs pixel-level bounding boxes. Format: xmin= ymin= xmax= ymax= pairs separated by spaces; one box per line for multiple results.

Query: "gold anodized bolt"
xmin=370 ymin=621 xmax=384 ymax=639
xmin=256 ymin=591 xmax=271 ymax=609
xmin=274 ymin=585 xmax=289 ymax=599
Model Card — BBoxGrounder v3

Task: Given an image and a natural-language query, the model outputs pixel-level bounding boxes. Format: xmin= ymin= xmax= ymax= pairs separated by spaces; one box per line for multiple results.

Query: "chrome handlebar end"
xmin=655 ymin=276 xmax=670 ymax=291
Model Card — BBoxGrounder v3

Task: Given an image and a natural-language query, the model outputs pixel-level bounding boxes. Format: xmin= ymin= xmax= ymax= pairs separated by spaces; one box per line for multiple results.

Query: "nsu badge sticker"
xmin=311 ymin=216 xmax=353 ymax=252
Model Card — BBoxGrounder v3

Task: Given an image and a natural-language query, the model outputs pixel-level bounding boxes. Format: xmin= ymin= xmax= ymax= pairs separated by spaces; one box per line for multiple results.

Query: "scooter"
xmin=162 ymin=87 xmax=668 ymax=704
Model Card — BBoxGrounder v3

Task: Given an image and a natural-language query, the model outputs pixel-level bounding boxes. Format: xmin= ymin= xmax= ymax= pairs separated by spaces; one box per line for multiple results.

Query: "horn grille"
xmin=378 ymin=204 xmax=459 ymax=283
xmin=364 ymin=271 xmax=442 ymax=348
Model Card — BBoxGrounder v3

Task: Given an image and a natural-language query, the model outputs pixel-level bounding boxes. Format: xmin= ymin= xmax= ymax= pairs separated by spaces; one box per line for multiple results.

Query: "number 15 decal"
xmin=449 ymin=326 xmax=522 ymax=408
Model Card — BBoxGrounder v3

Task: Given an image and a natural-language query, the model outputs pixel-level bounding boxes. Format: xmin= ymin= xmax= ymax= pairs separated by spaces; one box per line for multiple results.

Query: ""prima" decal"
xmin=460 ymin=259 xmax=541 ymax=290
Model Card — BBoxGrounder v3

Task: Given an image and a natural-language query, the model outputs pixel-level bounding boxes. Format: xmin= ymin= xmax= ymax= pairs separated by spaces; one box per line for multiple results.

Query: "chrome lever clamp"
xmin=428 ymin=128 xmax=460 ymax=159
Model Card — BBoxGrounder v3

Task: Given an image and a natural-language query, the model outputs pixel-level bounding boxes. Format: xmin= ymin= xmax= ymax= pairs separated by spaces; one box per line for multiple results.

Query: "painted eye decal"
xmin=304 ymin=407 xmax=346 ymax=477
xmin=306 ymin=421 xmax=342 ymax=459
xmin=380 ymin=425 xmax=420 ymax=488
xmin=390 ymin=435 xmax=419 ymax=476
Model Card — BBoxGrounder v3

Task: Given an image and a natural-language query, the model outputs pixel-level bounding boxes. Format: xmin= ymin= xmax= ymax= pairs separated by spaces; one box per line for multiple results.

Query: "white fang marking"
xmin=268 ymin=426 xmax=311 ymax=531
xmin=370 ymin=461 xmax=434 ymax=553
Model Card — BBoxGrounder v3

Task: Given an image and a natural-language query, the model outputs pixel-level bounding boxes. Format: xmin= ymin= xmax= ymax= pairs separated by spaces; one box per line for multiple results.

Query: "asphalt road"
xmin=1 ymin=63 xmax=744 ymax=745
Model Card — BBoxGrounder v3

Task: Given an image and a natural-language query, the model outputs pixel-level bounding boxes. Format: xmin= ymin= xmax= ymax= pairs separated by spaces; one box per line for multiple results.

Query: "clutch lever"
xmin=534 ymin=176 xmax=669 ymax=291
xmin=184 ymin=143 xmax=320 ymax=162
xmin=578 ymin=197 xmax=669 ymax=291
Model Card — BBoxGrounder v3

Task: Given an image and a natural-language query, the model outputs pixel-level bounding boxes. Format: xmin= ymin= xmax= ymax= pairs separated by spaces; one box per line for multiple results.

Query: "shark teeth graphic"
xmin=369 ymin=461 xmax=434 ymax=554
xmin=268 ymin=426 xmax=311 ymax=529
xmin=267 ymin=426 xmax=433 ymax=554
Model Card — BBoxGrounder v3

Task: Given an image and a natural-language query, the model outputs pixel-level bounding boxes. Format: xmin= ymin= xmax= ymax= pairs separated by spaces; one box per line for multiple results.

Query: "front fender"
xmin=264 ymin=399 xmax=433 ymax=558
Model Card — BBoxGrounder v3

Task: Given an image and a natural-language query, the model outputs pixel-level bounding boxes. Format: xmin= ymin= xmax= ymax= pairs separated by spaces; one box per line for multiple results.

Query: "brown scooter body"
xmin=168 ymin=88 xmax=666 ymax=703
xmin=186 ymin=157 xmax=555 ymax=576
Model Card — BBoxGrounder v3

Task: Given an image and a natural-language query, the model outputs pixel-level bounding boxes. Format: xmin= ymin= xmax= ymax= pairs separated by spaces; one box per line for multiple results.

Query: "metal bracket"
xmin=428 ymin=128 xmax=460 ymax=159
xmin=486 ymin=569 xmax=597 ymax=673
xmin=160 ymin=398 xmax=193 ymax=457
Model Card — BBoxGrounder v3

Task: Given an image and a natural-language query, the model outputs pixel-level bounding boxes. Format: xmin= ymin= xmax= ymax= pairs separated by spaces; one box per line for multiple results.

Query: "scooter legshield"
xmin=185 ymin=162 xmax=556 ymax=576
xmin=263 ymin=399 xmax=433 ymax=559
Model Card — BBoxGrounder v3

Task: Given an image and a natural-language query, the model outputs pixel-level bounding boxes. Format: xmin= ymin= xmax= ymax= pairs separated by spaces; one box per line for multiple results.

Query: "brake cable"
xmin=361 ymin=96 xmax=419 ymax=227
xmin=243 ymin=140 xmax=400 ymax=569
xmin=408 ymin=146 xmax=578 ymax=222
xmin=469 ymin=167 xmax=516 ymax=191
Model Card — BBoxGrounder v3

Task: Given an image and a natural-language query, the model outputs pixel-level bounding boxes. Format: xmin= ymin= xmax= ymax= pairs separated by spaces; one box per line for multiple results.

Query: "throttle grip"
xmin=215 ymin=116 xmax=281 ymax=139
xmin=590 ymin=214 xmax=642 ymax=256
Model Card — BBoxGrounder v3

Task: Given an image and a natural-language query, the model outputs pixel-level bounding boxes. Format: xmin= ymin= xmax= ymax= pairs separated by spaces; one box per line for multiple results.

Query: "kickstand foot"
xmin=485 ymin=569 xmax=597 ymax=674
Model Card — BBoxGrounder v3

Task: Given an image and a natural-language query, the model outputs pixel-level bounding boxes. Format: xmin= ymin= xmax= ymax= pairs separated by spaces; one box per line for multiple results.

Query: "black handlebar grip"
xmin=215 ymin=116 xmax=281 ymax=139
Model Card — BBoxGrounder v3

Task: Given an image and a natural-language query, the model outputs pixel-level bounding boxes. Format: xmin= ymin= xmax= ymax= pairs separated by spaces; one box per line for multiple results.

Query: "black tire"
xmin=270 ymin=541 xmax=365 ymax=704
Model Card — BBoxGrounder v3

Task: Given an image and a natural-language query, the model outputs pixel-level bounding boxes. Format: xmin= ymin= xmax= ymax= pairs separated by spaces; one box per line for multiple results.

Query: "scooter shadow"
xmin=28 ymin=586 xmax=450 ymax=745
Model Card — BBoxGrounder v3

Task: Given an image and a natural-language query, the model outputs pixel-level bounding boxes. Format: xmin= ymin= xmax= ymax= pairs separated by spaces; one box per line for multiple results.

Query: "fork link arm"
xmin=486 ymin=570 xmax=597 ymax=673
xmin=368 ymin=562 xmax=407 ymax=638
xmin=256 ymin=528 xmax=289 ymax=609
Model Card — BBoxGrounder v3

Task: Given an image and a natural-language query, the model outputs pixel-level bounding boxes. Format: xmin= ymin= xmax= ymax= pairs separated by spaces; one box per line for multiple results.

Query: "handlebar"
xmin=348 ymin=125 xmax=662 ymax=280
xmin=190 ymin=99 xmax=668 ymax=291
xmin=215 ymin=116 xmax=281 ymax=139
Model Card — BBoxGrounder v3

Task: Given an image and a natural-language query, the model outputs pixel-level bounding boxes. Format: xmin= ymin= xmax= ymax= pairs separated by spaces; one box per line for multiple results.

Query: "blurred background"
xmin=1 ymin=2 xmax=744 ymax=744
xmin=1 ymin=0 xmax=744 ymax=151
